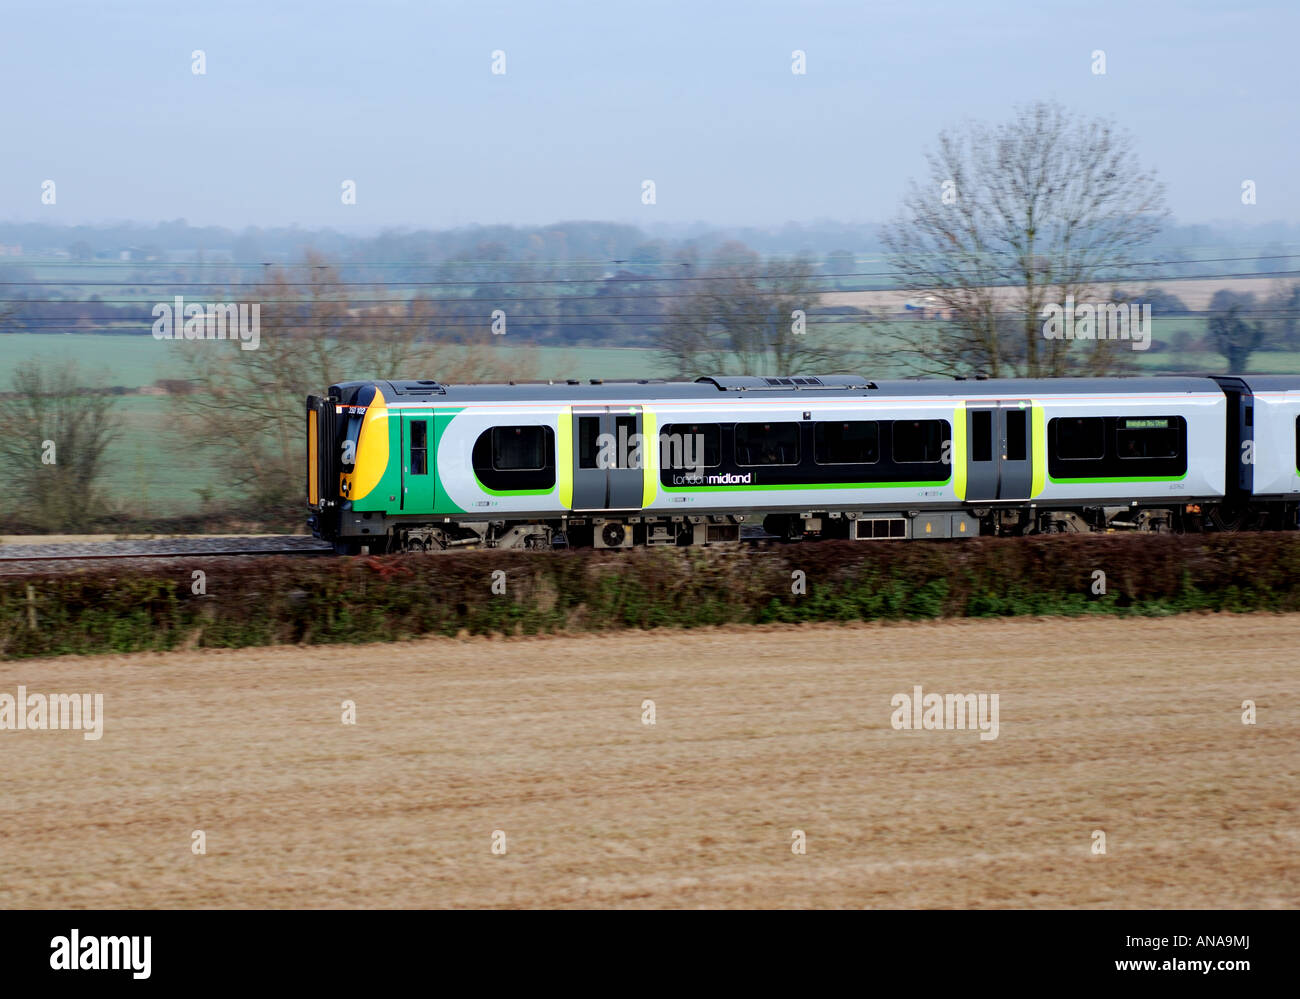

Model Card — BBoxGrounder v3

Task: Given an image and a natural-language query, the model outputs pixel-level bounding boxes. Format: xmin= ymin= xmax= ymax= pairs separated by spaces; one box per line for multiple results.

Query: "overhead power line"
xmin=1 ymin=268 xmax=1298 ymax=309
xmin=4 ymin=257 xmax=1300 ymax=288
xmin=6 ymin=250 xmax=1300 ymax=271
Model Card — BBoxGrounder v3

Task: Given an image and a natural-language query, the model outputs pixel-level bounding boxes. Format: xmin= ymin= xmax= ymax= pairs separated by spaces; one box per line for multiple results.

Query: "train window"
xmin=341 ymin=414 xmax=362 ymax=471
xmin=577 ymin=417 xmax=601 ymax=469
xmin=892 ymin=420 xmax=946 ymax=463
xmin=1006 ymin=409 xmax=1027 ymax=461
xmin=1054 ymin=418 xmax=1104 ymax=460
xmin=972 ymin=411 xmax=992 ymax=462
xmin=613 ymin=415 xmax=638 ymax=468
xmin=472 ymin=426 xmax=556 ymax=493
xmin=409 ymin=420 xmax=428 ymax=476
xmin=814 ymin=421 xmax=879 ymax=464
xmin=1116 ymin=417 xmax=1180 ymax=459
xmin=493 ymin=426 xmax=548 ymax=470
xmin=735 ymin=422 xmax=800 ymax=466
xmin=660 ymin=424 xmax=721 ymax=468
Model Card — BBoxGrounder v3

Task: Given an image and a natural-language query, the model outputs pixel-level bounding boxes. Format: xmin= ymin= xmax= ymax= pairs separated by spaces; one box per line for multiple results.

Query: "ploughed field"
xmin=0 ymin=615 xmax=1295 ymax=908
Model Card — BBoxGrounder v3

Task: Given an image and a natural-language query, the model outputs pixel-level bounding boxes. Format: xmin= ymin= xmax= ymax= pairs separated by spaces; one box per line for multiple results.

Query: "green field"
xmin=0 ymin=333 xmax=680 ymax=389
xmin=1 ymin=326 xmax=1295 ymax=517
xmin=0 ymin=334 xmax=683 ymax=514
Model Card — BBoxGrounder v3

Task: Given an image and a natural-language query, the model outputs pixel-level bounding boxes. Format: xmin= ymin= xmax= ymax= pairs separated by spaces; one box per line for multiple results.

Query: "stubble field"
xmin=0 ymin=613 xmax=1296 ymax=908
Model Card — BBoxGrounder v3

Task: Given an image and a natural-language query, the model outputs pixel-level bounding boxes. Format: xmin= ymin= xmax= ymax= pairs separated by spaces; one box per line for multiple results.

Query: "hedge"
xmin=2 ymin=533 xmax=1298 ymax=659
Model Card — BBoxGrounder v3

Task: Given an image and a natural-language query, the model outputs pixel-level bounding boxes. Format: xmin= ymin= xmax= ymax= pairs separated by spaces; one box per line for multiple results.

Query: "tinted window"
xmin=972 ymin=410 xmax=992 ymax=462
xmin=342 ymin=414 xmax=362 ymax=471
xmin=1006 ymin=409 xmax=1027 ymax=462
xmin=1116 ymin=418 xmax=1178 ymax=459
xmin=660 ymin=424 xmax=721 ymax=468
xmin=493 ymin=426 xmax=547 ymax=470
xmin=578 ymin=416 xmax=601 ymax=469
xmin=410 ymin=419 xmax=428 ymax=476
xmin=472 ymin=425 xmax=556 ymax=493
xmin=815 ymin=421 xmax=879 ymax=464
xmin=613 ymin=415 xmax=638 ymax=468
xmin=735 ymin=422 xmax=800 ymax=465
xmin=893 ymin=420 xmax=946 ymax=463
xmin=1055 ymin=418 xmax=1104 ymax=460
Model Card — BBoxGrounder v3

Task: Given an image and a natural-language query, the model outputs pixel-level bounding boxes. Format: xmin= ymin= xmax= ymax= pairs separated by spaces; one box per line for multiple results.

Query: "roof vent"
xmin=391 ymin=379 xmax=447 ymax=395
xmin=696 ymin=374 xmax=875 ymax=392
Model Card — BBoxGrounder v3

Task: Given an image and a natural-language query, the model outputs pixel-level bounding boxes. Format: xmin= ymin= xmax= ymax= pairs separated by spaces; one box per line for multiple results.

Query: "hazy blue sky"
xmin=2 ymin=0 xmax=1295 ymax=229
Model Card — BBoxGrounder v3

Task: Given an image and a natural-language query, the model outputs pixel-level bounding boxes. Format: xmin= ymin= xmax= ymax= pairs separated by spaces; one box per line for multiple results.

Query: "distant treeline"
xmin=4 ymin=217 xmax=1300 ymax=264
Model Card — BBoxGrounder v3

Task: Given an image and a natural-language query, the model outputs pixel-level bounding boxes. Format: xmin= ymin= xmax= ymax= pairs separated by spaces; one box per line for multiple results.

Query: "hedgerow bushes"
xmin=2 ymin=533 xmax=1299 ymax=659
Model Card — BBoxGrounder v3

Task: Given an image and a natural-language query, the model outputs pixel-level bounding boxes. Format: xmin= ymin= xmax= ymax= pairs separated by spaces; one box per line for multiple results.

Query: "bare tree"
xmin=405 ymin=293 xmax=541 ymax=382
xmin=169 ymin=254 xmax=536 ymax=521
xmin=1262 ymin=280 xmax=1300 ymax=352
xmin=883 ymin=101 xmax=1168 ymax=377
xmin=0 ymin=360 xmax=120 ymax=531
xmin=1207 ymin=290 xmax=1265 ymax=372
xmin=658 ymin=242 xmax=851 ymax=377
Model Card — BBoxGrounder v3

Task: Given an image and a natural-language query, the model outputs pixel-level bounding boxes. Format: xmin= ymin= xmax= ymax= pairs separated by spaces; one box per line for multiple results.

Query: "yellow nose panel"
xmin=343 ymin=387 xmax=389 ymax=503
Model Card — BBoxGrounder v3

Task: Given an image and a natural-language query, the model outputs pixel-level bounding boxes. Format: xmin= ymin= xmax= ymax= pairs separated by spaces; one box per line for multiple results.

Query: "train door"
xmin=400 ymin=412 xmax=437 ymax=511
xmin=572 ymin=406 xmax=644 ymax=511
xmin=998 ymin=400 xmax=1033 ymax=499
xmin=965 ymin=399 xmax=1033 ymax=501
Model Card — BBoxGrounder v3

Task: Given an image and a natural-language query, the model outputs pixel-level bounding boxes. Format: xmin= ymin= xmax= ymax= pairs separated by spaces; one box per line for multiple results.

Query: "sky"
xmin=1 ymin=0 xmax=1296 ymax=230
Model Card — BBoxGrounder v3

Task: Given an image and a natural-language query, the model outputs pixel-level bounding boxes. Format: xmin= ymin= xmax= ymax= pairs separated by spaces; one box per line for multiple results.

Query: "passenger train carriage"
xmin=305 ymin=374 xmax=1300 ymax=553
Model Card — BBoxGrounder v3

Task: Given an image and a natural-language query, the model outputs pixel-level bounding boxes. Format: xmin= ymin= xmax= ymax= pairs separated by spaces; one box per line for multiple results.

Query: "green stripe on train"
xmin=1047 ymin=473 xmax=1188 ymax=484
xmin=473 ymin=474 xmax=556 ymax=497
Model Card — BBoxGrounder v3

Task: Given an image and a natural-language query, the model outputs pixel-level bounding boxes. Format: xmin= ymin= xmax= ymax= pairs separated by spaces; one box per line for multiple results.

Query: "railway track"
xmin=0 ymin=535 xmax=335 ymax=564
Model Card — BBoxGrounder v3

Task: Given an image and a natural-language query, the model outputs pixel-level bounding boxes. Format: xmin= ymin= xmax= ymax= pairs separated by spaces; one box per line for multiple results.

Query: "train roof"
xmin=331 ymin=374 xmax=1235 ymax=403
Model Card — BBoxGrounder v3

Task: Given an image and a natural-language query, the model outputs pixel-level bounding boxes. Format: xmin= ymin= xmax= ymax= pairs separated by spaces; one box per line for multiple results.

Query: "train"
xmin=305 ymin=373 xmax=1300 ymax=553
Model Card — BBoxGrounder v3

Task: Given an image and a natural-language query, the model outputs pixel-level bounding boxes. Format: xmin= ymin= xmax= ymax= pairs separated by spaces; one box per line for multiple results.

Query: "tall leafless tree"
xmin=170 ymin=254 xmax=536 ymax=522
xmin=883 ymin=101 xmax=1168 ymax=377
xmin=0 ymin=360 xmax=121 ymax=531
xmin=658 ymin=242 xmax=852 ymax=377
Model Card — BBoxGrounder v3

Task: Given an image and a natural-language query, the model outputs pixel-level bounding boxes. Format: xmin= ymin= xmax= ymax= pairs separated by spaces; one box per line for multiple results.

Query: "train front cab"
xmin=307 ymin=381 xmax=380 ymax=548
xmin=309 ymin=380 xmax=448 ymax=552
